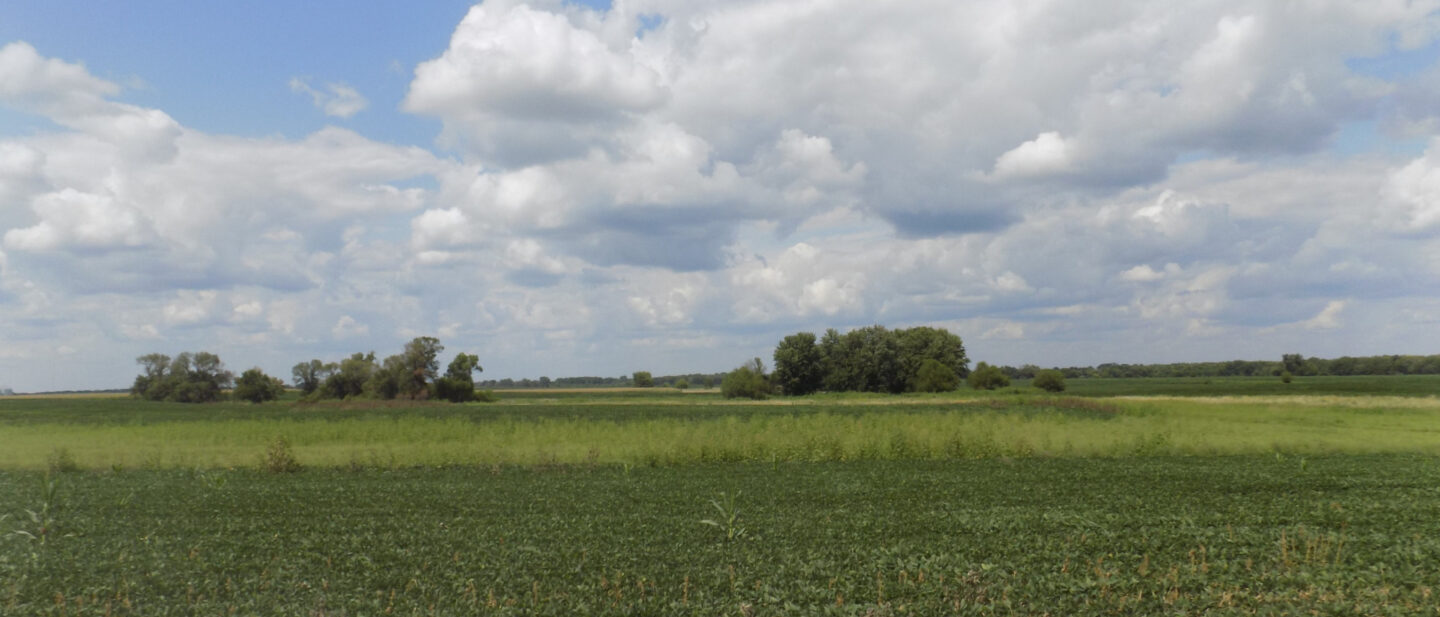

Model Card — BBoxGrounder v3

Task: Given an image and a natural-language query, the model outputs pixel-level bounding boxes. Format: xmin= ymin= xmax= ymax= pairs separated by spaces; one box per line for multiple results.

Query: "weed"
xmin=262 ymin=436 xmax=302 ymax=473
xmin=46 ymin=448 xmax=79 ymax=474
xmin=700 ymin=490 xmax=747 ymax=542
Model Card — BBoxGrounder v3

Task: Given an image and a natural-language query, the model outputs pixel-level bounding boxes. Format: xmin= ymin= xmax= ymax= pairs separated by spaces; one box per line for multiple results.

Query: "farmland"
xmin=2 ymin=377 xmax=1440 ymax=614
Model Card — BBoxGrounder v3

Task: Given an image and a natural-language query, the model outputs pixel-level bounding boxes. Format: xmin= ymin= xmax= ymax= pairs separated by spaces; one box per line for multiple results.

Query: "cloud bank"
xmin=2 ymin=0 xmax=1440 ymax=390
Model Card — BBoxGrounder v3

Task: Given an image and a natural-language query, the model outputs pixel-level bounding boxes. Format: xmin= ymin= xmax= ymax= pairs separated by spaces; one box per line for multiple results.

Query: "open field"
xmin=4 ymin=456 xmax=1440 ymax=615
xmin=3 ymin=380 xmax=1440 ymax=614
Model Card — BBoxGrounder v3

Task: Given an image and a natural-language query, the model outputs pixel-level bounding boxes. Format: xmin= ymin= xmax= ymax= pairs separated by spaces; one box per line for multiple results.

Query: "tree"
xmin=673 ymin=378 xmax=690 ymax=390
xmin=1281 ymin=354 xmax=1305 ymax=375
xmin=234 ymin=368 xmax=286 ymax=403
xmin=632 ymin=371 xmax=654 ymax=387
xmin=896 ymin=326 xmax=969 ymax=389
xmin=721 ymin=358 xmax=773 ymax=400
xmin=820 ymin=325 xmax=902 ymax=393
xmin=400 ymin=336 xmax=444 ymax=399
xmin=321 ymin=352 xmax=374 ymax=399
xmin=131 ymin=351 xmax=233 ymax=403
xmin=968 ymin=362 xmax=1010 ymax=391
xmin=1033 ymin=369 xmax=1066 ymax=393
xmin=292 ymin=359 xmax=328 ymax=395
xmin=912 ymin=358 xmax=960 ymax=392
xmin=435 ymin=353 xmax=483 ymax=402
xmin=773 ymin=331 xmax=824 ymax=396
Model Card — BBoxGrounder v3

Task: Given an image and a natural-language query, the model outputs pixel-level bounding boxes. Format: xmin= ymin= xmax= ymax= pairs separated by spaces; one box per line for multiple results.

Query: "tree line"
xmin=131 ymin=337 xmax=485 ymax=404
xmin=721 ymin=325 xmax=973 ymax=399
xmin=995 ymin=353 xmax=1440 ymax=380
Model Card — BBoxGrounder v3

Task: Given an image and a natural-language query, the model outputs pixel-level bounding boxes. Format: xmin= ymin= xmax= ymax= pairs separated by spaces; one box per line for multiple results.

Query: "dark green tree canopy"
xmin=235 ymin=368 xmax=286 ymax=403
xmin=772 ymin=331 xmax=823 ymax=396
xmin=130 ymin=351 xmax=234 ymax=403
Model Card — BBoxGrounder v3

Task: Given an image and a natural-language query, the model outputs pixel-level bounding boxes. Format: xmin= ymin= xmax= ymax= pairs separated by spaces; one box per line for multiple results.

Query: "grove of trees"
xmin=292 ymin=336 xmax=485 ymax=402
xmin=771 ymin=325 xmax=969 ymax=395
xmin=131 ymin=352 xmax=234 ymax=403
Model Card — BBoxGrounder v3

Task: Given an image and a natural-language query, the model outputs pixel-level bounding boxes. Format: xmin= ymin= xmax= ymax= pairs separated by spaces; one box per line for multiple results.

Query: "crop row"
xmin=4 ymin=455 xmax=1440 ymax=614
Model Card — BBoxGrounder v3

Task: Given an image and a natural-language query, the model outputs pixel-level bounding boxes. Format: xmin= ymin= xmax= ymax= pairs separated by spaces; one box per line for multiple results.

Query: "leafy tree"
xmin=897 ymin=326 xmax=969 ymax=389
xmin=721 ymin=358 xmax=773 ymax=400
xmin=632 ymin=371 xmax=654 ymax=387
xmin=292 ymin=359 xmax=329 ymax=395
xmin=366 ymin=354 xmax=406 ymax=399
xmin=1281 ymin=370 xmax=1294 ymax=384
xmin=538 ymin=376 xmax=551 ymax=388
xmin=131 ymin=351 xmax=233 ymax=403
xmin=1281 ymin=354 xmax=1305 ymax=375
xmin=912 ymin=358 xmax=960 ymax=392
xmin=820 ymin=325 xmax=903 ymax=393
xmin=321 ymin=352 xmax=375 ymax=399
xmin=1033 ymin=369 xmax=1066 ymax=393
xmin=435 ymin=353 xmax=483 ymax=403
xmin=234 ymin=368 xmax=286 ymax=403
xmin=773 ymin=331 xmax=824 ymax=396
xmin=673 ymin=378 xmax=690 ymax=390
xmin=968 ymin=362 xmax=1010 ymax=391
xmin=400 ymin=337 xmax=444 ymax=399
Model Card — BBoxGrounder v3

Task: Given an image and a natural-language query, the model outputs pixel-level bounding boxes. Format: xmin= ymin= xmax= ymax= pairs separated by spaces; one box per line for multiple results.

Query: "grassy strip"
xmin=2 ymin=396 xmax=1439 ymax=470
xmin=3 ymin=456 xmax=1440 ymax=615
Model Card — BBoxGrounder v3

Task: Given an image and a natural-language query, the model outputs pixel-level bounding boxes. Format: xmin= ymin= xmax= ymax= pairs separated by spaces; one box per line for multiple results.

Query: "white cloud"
xmin=289 ymin=77 xmax=369 ymax=118
xmin=991 ymin=131 xmax=1073 ymax=179
xmin=332 ymin=315 xmax=369 ymax=339
xmin=1302 ymin=300 xmax=1347 ymax=330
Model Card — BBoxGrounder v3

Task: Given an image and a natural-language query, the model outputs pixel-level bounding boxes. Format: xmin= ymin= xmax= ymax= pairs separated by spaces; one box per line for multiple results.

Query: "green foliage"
xmin=721 ymin=358 xmax=772 ymax=400
xmin=968 ymin=361 xmax=1011 ymax=390
xmin=130 ymin=351 xmax=234 ymax=403
xmin=1281 ymin=370 xmax=1294 ymax=384
xmin=812 ymin=325 xmax=969 ymax=394
xmin=912 ymin=358 xmax=959 ymax=392
xmin=672 ymin=378 xmax=689 ymax=390
xmin=320 ymin=352 xmax=375 ymax=399
xmin=234 ymin=368 xmax=286 ymax=403
xmin=632 ymin=371 xmax=654 ymax=388
xmin=291 ymin=359 xmax=328 ymax=395
xmin=262 ymin=435 xmax=302 ymax=473
xmin=435 ymin=353 xmax=483 ymax=403
xmin=699 ymin=490 xmax=747 ymax=542
xmin=772 ymin=331 xmax=824 ymax=395
xmin=3 ymin=456 xmax=1440 ymax=614
xmin=1033 ymin=369 xmax=1066 ymax=393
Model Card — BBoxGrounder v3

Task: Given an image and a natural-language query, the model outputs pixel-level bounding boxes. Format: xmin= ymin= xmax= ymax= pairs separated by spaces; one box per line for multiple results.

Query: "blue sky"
xmin=3 ymin=1 xmax=1440 ymax=391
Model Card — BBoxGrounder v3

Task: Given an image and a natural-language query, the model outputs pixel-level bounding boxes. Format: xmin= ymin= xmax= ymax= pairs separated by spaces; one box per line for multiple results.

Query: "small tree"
xmin=968 ymin=362 xmax=1011 ymax=391
xmin=773 ymin=331 xmax=824 ymax=395
xmin=1033 ymin=369 xmax=1066 ymax=393
xmin=912 ymin=358 xmax=960 ymax=392
xmin=1281 ymin=370 xmax=1294 ymax=384
xmin=435 ymin=353 xmax=483 ymax=402
xmin=632 ymin=371 xmax=654 ymax=387
xmin=234 ymin=368 xmax=286 ymax=403
xmin=721 ymin=358 xmax=773 ymax=400
xmin=292 ymin=359 xmax=328 ymax=395
xmin=673 ymin=378 xmax=690 ymax=390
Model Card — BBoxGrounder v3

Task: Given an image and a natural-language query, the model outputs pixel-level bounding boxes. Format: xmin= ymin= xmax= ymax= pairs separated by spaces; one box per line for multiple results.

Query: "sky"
xmin=3 ymin=0 xmax=1440 ymax=391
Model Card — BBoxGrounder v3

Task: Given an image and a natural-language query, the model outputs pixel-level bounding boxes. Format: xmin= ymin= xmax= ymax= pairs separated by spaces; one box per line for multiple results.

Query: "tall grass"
xmin=1 ymin=396 xmax=1438 ymax=469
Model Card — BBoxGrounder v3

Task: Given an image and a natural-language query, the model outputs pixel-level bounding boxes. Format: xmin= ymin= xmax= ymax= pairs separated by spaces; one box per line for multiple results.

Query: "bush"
xmin=1033 ymin=369 xmax=1066 ymax=393
xmin=968 ymin=362 xmax=1011 ymax=391
xmin=912 ymin=358 xmax=960 ymax=392
xmin=721 ymin=359 xmax=773 ymax=400
xmin=1281 ymin=370 xmax=1294 ymax=384
xmin=673 ymin=378 xmax=690 ymax=390
xmin=263 ymin=436 xmax=302 ymax=473
xmin=234 ymin=368 xmax=286 ymax=403
xmin=633 ymin=371 xmax=654 ymax=387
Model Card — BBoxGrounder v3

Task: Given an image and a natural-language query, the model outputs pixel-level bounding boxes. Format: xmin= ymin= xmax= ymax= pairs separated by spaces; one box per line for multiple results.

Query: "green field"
xmin=3 ymin=377 xmax=1440 ymax=614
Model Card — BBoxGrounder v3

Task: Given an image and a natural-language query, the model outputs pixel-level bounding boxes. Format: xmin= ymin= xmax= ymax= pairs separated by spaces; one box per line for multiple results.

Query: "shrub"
xmin=633 ymin=371 xmax=654 ymax=387
xmin=1281 ymin=370 xmax=1294 ymax=384
xmin=263 ymin=436 xmax=302 ymax=473
xmin=912 ymin=358 xmax=960 ymax=392
xmin=1033 ymin=369 xmax=1066 ymax=393
xmin=673 ymin=378 xmax=690 ymax=390
xmin=234 ymin=368 xmax=286 ymax=403
xmin=968 ymin=362 xmax=1011 ymax=390
xmin=721 ymin=359 xmax=773 ymax=400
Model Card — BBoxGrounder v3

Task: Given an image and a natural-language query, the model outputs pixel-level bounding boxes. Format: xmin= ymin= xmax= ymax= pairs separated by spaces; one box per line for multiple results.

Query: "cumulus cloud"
xmin=289 ymin=78 xmax=369 ymax=118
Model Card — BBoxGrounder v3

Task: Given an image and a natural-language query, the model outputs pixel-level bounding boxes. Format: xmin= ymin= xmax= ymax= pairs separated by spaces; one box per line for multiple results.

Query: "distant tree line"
xmin=131 ymin=336 xmax=486 ymax=404
xmin=478 ymin=372 xmax=729 ymax=390
xmin=714 ymin=325 xmax=971 ymax=399
xmin=291 ymin=337 xmax=485 ymax=403
xmin=995 ymin=354 xmax=1440 ymax=380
